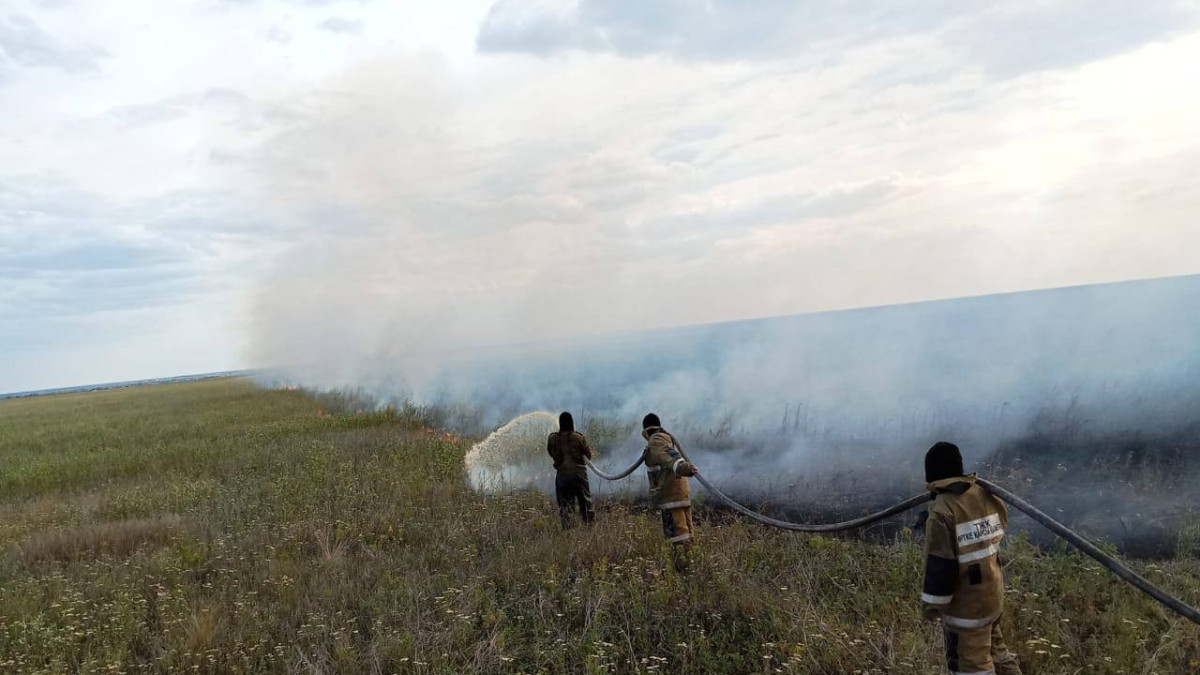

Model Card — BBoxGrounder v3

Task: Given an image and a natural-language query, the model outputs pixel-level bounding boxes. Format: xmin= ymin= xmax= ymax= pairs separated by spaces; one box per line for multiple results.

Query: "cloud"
xmin=104 ymin=102 xmax=190 ymax=128
xmin=642 ymin=178 xmax=907 ymax=236
xmin=477 ymin=0 xmax=1193 ymax=76
xmin=948 ymin=1 xmax=1190 ymax=76
xmin=0 ymin=174 xmax=273 ymax=324
xmin=80 ymin=87 xmax=252 ymax=131
xmin=0 ymin=240 xmax=177 ymax=274
xmin=220 ymin=0 xmax=367 ymax=6
xmin=0 ymin=14 xmax=105 ymax=73
xmin=476 ymin=0 xmax=957 ymax=58
xmin=318 ymin=16 xmax=364 ymax=34
xmin=0 ymin=167 xmax=283 ymax=390
xmin=265 ymin=24 xmax=292 ymax=44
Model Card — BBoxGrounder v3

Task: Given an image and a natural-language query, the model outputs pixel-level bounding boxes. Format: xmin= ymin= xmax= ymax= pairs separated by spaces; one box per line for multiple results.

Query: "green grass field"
xmin=0 ymin=379 xmax=1196 ymax=674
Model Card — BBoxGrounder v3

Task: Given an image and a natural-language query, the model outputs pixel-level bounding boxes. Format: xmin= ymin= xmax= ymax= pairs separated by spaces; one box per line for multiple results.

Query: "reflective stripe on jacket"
xmin=922 ymin=474 xmax=1009 ymax=628
xmin=642 ymin=426 xmax=693 ymax=509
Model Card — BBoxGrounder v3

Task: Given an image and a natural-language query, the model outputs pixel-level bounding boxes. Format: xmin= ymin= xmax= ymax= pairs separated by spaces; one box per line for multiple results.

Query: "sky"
xmin=2 ymin=0 xmax=1199 ymax=393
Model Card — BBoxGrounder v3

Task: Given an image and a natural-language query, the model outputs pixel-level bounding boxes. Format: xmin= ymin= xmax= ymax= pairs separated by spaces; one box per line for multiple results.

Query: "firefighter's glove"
xmin=921 ymin=605 xmax=941 ymax=623
xmin=683 ymin=465 xmax=699 ymax=477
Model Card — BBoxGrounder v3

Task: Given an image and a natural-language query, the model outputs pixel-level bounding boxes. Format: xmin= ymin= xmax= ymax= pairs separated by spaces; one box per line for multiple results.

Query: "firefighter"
xmin=641 ymin=413 xmax=700 ymax=573
xmin=921 ymin=441 xmax=1022 ymax=675
xmin=546 ymin=412 xmax=595 ymax=529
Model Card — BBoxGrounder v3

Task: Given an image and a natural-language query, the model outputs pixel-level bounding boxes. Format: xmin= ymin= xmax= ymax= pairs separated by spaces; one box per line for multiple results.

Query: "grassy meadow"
xmin=0 ymin=379 xmax=1196 ymax=674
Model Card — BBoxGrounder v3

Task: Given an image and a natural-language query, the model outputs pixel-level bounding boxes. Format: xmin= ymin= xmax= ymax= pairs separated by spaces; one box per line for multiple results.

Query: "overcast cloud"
xmin=477 ymin=0 xmax=1195 ymax=73
xmin=0 ymin=13 xmax=106 ymax=73
xmin=1 ymin=0 xmax=1198 ymax=392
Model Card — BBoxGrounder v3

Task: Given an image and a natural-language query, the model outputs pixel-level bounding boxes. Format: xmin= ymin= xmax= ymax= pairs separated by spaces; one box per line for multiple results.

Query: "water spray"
xmin=464 ymin=411 xmax=560 ymax=493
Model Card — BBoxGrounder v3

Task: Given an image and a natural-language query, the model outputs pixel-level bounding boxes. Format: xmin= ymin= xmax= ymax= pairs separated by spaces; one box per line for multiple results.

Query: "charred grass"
xmin=0 ymin=379 xmax=1196 ymax=674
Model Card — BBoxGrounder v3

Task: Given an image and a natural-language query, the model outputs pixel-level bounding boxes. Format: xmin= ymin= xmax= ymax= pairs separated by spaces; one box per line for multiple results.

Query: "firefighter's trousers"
xmin=554 ymin=472 xmax=594 ymax=529
xmin=659 ymin=505 xmax=694 ymax=573
xmin=943 ymin=616 xmax=1022 ymax=675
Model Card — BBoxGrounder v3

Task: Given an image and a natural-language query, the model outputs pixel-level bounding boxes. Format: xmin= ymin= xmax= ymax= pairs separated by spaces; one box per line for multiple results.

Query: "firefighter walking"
xmin=547 ymin=412 xmax=595 ymax=529
xmin=641 ymin=413 xmax=700 ymax=573
xmin=921 ymin=441 xmax=1022 ymax=675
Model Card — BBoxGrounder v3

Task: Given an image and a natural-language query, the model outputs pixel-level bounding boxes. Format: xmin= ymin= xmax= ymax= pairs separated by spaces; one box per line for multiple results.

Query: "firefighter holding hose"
xmin=547 ymin=412 xmax=595 ymax=529
xmin=641 ymin=413 xmax=700 ymax=573
xmin=921 ymin=441 xmax=1022 ymax=675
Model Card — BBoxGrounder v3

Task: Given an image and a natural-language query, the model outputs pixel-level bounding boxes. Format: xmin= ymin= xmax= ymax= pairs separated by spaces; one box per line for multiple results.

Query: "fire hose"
xmin=584 ymin=454 xmax=644 ymax=481
xmin=584 ymin=455 xmax=1200 ymax=626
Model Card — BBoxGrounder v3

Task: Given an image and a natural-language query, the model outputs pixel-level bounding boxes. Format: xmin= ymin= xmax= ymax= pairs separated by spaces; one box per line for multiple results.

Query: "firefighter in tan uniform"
xmin=546 ymin=412 xmax=595 ymax=529
xmin=641 ymin=413 xmax=700 ymax=573
xmin=921 ymin=441 xmax=1022 ymax=675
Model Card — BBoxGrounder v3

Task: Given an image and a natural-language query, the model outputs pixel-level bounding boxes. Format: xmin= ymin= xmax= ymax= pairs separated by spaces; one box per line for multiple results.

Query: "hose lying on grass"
xmin=585 ymin=454 xmax=1200 ymax=626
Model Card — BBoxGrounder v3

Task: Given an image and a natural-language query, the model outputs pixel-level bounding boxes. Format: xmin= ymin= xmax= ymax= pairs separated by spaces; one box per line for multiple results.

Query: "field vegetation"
xmin=0 ymin=379 xmax=1196 ymax=673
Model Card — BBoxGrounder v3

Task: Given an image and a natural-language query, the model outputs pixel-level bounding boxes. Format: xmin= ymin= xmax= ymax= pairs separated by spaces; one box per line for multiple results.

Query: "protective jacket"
xmin=641 ymin=426 xmax=694 ymax=510
xmin=922 ymin=474 xmax=1009 ymax=630
xmin=547 ymin=431 xmax=593 ymax=476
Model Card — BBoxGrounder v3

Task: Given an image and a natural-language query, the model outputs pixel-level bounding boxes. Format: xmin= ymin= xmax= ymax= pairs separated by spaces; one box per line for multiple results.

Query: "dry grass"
xmin=18 ymin=515 xmax=183 ymax=563
xmin=186 ymin=607 xmax=225 ymax=651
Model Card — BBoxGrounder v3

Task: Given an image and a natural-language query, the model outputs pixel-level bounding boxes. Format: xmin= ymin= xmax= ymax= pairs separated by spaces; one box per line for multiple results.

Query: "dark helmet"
xmin=925 ymin=441 xmax=964 ymax=483
xmin=642 ymin=413 xmax=661 ymax=430
xmin=558 ymin=411 xmax=574 ymax=433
